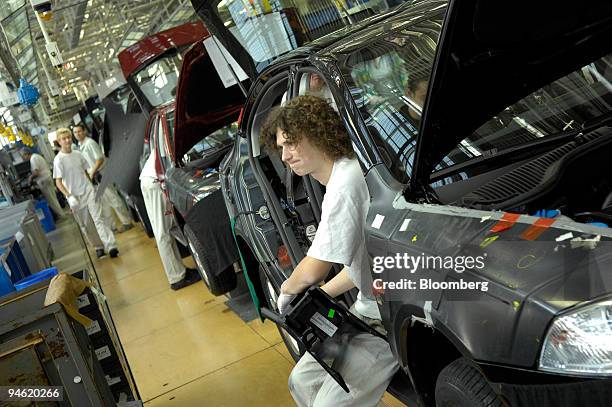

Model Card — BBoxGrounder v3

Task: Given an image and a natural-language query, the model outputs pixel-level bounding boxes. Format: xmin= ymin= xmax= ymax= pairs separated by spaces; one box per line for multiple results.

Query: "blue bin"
xmin=35 ymin=199 xmax=56 ymax=233
xmin=0 ymin=239 xmax=31 ymax=283
xmin=14 ymin=267 xmax=58 ymax=291
xmin=0 ymin=263 xmax=15 ymax=296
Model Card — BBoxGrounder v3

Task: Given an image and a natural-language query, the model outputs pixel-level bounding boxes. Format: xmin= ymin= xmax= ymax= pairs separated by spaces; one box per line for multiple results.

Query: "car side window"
xmin=340 ymin=17 xmax=443 ymax=184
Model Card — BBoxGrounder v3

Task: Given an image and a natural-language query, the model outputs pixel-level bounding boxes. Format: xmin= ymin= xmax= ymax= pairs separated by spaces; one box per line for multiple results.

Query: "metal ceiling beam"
xmin=69 ymin=2 xmax=88 ymax=49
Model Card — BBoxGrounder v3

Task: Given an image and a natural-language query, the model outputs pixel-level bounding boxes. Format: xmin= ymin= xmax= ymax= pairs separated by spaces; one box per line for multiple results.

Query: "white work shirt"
xmin=29 ymin=153 xmax=51 ymax=184
xmin=139 ymin=152 xmax=157 ymax=180
xmin=307 ymin=157 xmax=381 ymax=319
xmin=53 ymin=150 xmax=91 ymax=196
xmin=78 ymin=137 xmax=103 ymax=175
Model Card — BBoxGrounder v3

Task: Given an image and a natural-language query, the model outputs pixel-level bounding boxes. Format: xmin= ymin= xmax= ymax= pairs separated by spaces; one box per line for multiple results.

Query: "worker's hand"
xmin=277 ymin=292 xmax=296 ymax=314
xmin=67 ymin=195 xmax=79 ymax=209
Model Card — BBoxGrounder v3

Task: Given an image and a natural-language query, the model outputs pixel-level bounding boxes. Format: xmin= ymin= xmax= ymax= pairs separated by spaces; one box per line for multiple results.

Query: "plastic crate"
xmin=0 ymin=238 xmax=31 ymax=287
xmin=0 ymin=261 xmax=15 ymax=296
xmin=14 ymin=266 xmax=58 ymax=291
xmin=35 ymin=199 xmax=56 ymax=233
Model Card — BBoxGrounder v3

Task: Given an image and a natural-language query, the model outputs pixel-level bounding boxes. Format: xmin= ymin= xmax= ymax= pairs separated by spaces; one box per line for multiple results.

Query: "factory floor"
xmin=53 ymin=217 xmax=405 ymax=406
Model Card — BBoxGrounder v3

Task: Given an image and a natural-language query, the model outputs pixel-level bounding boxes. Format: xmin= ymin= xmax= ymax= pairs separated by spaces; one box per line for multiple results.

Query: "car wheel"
xmin=183 ymin=224 xmax=237 ymax=295
xmin=435 ymin=357 xmax=504 ymax=407
xmin=259 ymin=269 xmax=304 ymax=361
xmin=132 ymin=195 xmax=154 ymax=238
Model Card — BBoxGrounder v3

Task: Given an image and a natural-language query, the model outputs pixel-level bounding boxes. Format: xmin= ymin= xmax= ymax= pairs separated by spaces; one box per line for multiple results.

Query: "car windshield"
xmin=341 ymin=15 xmax=444 ymax=183
xmin=436 ymin=52 xmax=612 ymax=183
xmin=133 ymin=51 xmax=183 ymax=108
xmin=183 ymin=122 xmax=238 ymax=164
xmin=342 ymin=19 xmax=612 ymax=185
xmin=216 ymin=0 xmax=412 ymax=71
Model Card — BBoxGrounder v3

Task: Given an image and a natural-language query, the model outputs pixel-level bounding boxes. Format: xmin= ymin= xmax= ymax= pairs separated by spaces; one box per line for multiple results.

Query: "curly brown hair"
xmin=261 ymin=95 xmax=354 ymax=160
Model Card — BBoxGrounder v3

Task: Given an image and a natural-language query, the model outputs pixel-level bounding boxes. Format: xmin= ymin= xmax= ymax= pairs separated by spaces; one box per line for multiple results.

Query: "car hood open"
xmin=411 ymin=0 xmax=612 ymax=189
xmin=173 ymin=41 xmax=245 ymax=160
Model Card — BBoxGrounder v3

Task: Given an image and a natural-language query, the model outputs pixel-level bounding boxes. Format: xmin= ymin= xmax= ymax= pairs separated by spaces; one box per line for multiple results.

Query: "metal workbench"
xmin=0 ymin=282 xmax=117 ymax=406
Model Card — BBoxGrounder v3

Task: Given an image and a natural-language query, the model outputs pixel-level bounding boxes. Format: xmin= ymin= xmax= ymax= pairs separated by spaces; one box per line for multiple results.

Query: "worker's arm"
xmin=90 ymin=157 xmax=104 ymax=178
xmin=321 ymin=267 xmax=356 ymax=298
xmin=55 ymin=177 xmax=70 ymax=197
xmin=281 ymin=256 xmax=333 ymax=295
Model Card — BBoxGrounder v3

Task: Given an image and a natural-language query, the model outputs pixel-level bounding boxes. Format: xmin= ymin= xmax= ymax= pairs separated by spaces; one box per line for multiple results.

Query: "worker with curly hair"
xmin=261 ymin=94 xmax=399 ymax=406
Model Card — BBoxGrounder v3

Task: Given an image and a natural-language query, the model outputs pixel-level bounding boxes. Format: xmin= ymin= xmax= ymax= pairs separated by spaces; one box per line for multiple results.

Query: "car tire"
xmin=259 ymin=268 xmax=304 ymax=362
xmin=132 ymin=195 xmax=154 ymax=238
xmin=183 ymin=224 xmax=236 ymax=295
xmin=435 ymin=357 xmax=504 ymax=407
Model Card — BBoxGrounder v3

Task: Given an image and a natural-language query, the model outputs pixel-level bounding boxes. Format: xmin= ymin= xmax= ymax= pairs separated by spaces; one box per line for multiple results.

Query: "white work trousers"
xmin=38 ymin=178 xmax=64 ymax=217
xmin=99 ymin=184 xmax=132 ymax=227
xmin=72 ymin=184 xmax=117 ymax=252
xmin=288 ymin=307 xmax=399 ymax=407
xmin=140 ymin=176 xmax=186 ymax=284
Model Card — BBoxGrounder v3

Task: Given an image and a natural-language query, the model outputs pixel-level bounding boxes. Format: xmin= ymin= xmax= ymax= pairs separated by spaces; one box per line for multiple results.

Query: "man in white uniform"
xmin=53 ymin=127 xmax=118 ymax=258
xmin=261 ymin=95 xmax=399 ymax=406
xmin=73 ymin=124 xmax=133 ymax=233
xmin=140 ymin=148 xmax=199 ymax=290
xmin=22 ymin=148 xmax=64 ymax=218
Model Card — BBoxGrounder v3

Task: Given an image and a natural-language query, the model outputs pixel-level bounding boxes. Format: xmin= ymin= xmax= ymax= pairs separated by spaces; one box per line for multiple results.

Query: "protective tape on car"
xmin=424 ymin=301 xmax=433 ymax=326
xmin=490 ymin=212 xmax=521 ymax=233
xmin=520 ymin=217 xmax=556 ymax=241
xmin=399 ymin=219 xmax=411 ymax=232
xmin=371 ymin=214 xmax=385 ymax=229
xmin=555 ymin=232 xmax=574 ymax=242
xmin=391 ymin=193 xmax=612 ymax=238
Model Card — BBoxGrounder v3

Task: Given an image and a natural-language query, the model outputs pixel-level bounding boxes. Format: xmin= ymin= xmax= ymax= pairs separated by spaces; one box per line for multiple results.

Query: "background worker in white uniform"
xmin=139 ymin=149 xmax=199 ymax=290
xmin=73 ymin=124 xmax=133 ymax=233
xmin=53 ymin=127 xmax=119 ymax=259
xmin=22 ymin=148 xmax=64 ymax=218
xmin=261 ymin=95 xmax=399 ymax=406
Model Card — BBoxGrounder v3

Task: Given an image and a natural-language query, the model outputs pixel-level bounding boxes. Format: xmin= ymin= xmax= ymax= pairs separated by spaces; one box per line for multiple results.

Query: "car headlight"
xmin=539 ymin=299 xmax=612 ymax=375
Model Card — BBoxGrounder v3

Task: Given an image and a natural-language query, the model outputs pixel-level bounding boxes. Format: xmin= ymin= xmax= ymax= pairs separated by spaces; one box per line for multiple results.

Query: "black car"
xmin=190 ymin=0 xmax=612 ymax=405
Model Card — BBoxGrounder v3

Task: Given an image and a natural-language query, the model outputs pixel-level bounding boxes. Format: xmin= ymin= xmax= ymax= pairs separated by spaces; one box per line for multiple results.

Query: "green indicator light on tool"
xmin=328 ymin=309 xmax=335 ymax=318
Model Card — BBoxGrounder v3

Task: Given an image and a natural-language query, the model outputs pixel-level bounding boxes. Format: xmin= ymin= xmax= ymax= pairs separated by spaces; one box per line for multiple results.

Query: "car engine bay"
xmin=457 ymin=126 xmax=612 ymax=226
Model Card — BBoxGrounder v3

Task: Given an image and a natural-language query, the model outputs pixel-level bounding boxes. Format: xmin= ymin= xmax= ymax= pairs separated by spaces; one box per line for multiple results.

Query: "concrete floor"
xmin=53 ymin=217 xmax=405 ymax=406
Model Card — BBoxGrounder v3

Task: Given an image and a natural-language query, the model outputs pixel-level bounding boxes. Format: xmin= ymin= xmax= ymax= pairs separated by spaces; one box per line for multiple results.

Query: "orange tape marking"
xmin=520 ymin=217 xmax=556 ymax=241
xmin=490 ymin=213 xmax=521 ymax=233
